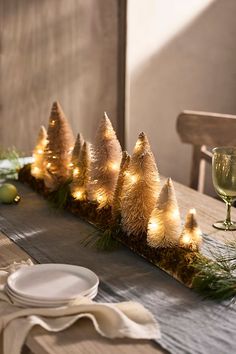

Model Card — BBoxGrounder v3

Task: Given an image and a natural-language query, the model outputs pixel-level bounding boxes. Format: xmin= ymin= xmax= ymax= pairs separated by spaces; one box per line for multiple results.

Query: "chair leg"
xmin=190 ymin=146 xmax=201 ymax=191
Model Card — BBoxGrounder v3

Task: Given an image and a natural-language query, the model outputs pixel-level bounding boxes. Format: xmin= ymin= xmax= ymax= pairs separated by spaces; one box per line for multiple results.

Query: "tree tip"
xmin=103 ymin=111 xmax=109 ymax=119
xmin=138 ymin=132 xmax=146 ymax=140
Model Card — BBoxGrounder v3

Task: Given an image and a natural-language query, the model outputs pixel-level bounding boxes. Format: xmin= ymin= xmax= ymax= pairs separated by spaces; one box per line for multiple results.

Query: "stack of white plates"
xmin=6 ymin=264 xmax=99 ymax=308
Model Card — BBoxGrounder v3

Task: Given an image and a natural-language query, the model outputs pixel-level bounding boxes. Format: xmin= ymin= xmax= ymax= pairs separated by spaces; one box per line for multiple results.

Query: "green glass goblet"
xmin=212 ymin=147 xmax=236 ymax=230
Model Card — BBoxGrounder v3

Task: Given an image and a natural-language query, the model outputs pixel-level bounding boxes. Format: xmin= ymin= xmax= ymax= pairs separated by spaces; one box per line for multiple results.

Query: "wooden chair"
xmin=176 ymin=110 xmax=236 ymax=193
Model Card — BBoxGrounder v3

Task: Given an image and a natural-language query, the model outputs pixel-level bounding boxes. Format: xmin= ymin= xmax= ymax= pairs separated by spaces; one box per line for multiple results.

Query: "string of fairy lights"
xmin=31 ymin=102 xmax=202 ymax=252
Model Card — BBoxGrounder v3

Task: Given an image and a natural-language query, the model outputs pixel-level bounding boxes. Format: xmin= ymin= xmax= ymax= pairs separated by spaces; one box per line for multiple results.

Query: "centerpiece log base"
xmin=18 ymin=164 xmax=209 ymax=290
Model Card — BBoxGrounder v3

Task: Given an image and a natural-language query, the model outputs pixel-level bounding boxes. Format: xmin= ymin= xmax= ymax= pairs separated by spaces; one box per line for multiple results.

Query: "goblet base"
xmin=213 ymin=221 xmax=236 ymax=231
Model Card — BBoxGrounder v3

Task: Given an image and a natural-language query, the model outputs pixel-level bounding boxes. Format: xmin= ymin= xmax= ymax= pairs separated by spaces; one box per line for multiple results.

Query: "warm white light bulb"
xmin=182 ymin=233 xmax=191 ymax=244
xmin=73 ymin=190 xmax=83 ymax=200
xmin=130 ymin=174 xmax=138 ymax=183
xmin=32 ymin=167 xmax=40 ymax=176
xmin=73 ymin=167 xmax=80 ymax=177
xmin=125 ymin=172 xmax=138 ymax=183
xmin=171 ymin=208 xmax=180 ymax=219
xmin=148 ymin=220 xmax=159 ymax=232
xmin=109 ymin=162 xmax=119 ymax=171
xmin=37 ymin=149 xmax=43 ymax=155
xmin=96 ymin=192 xmax=106 ymax=204
xmin=134 ymin=139 xmax=142 ymax=151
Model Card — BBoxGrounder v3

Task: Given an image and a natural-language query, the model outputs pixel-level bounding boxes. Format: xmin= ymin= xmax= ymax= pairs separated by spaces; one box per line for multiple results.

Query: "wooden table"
xmin=0 ymin=180 xmax=235 ymax=354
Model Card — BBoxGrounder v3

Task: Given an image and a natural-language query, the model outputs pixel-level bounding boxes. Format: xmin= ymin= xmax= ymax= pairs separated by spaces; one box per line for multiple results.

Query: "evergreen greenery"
xmin=0 ymin=147 xmax=22 ymax=180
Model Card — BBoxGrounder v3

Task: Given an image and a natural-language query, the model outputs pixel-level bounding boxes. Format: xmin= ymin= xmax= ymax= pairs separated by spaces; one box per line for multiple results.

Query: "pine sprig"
xmin=95 ymin=229 xmax=120 ymax=251
xmin=80 ymin=227 xmax=121 ymax=251
xmin=0 ymin=147 xmax=22 ymax=180
xmin=192 ymin=240 xmax=236 ymax=302
xmin=49 ymin=178 xmax=72 ymax=209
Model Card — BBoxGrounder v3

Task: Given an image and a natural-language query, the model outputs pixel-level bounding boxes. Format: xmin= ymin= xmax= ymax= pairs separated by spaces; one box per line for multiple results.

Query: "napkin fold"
xmin=0 ymin=261 xmax=161 ymax=354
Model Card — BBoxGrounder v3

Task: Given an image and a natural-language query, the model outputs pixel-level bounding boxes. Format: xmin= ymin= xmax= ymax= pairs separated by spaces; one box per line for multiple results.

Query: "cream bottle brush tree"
xmin=121 ymin=132 xmax=161 ymax=237
xmin=71 ymin=133 xmax=84 ymax=175
xmin=89 ymin=112 xmax=122 ymax=209
xmin=71 ymin=141 xmax=91 ymax=201
xmin=31 ymin=126 xmax=48 ymax=179
xmin=44 ymin=101 xmax=75 ymax=191
xmin=179 ymin=208 xmax=202 ymax=251
xmin=111 ymin=151 xmax=130 ymax=223
xmin=147 ymin=178 xmax=182 ymax=248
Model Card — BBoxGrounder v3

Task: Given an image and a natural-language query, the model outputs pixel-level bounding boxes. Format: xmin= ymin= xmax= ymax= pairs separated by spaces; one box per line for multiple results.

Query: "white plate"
xmin=7 ymin=264 xmax=99 ymax=301
xmin=6 ymin=283 xmax=98 ymax=304
xmin=8 ymin=288 xmax=98 ymax=308
xmin=6 ymin=282 xmax=98 ymax=302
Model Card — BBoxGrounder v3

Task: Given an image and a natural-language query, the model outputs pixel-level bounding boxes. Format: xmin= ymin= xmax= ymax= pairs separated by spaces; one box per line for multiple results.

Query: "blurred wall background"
xmin=126 ymin=0 xmax=236 ymax=194
xmin=0 ymin=0 xmax=125 ymax=154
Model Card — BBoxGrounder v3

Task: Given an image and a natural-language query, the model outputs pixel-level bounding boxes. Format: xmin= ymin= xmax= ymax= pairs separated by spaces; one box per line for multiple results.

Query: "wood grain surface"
xmin=0 ymin=179 xmax=235 ymax=354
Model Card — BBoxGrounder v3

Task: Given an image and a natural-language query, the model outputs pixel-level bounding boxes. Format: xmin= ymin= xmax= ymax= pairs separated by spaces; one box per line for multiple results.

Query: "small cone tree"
xmin=147 ymin=178 xmax=181 ymax=247
xmin=44 ymin=101 xmax=74 ymax=191
xmin=121 ymin=132 xmax=161 ymax=236
xmin=31 ymin=126 xmax=48 ymax=179
xmin=179 ymin=209 xmax=202 ymax=251
xmin=70 ymin=141 xmax=91 ymax=201
xmin=89 ymin=112 xmax=122 ymax=209
xmin=112 ymin=151 xmax=130 ymax=222
xmin=71 ymin=133 xmax=84 ymax=168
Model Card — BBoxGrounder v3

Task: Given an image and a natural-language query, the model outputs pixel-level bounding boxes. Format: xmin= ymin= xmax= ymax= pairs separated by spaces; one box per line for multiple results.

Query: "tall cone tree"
xmin=179 ymin=209 xmax=202 ymax=251
xmin=71 ymin=141 xmax=91 ymax=201
xmin=147 ymin=178 xmax=181 ymax=247
xmin=71 ymin=133 xmax=84 ymax=167
xmin=112 ymin=151 xmax=130 ymax=222
xmin=89 ymin=112 xmax=122 ymax=209
xmin=44 ymin=101 xmax=74 ymax=191
xmin=121 ymin=132 xmax=161 ymax=236
xmin=31 ymin=126 xmax=48 ymax=179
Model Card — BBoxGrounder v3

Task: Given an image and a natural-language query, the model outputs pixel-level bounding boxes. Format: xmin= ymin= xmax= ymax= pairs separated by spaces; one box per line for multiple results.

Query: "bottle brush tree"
xmin=121 ymin=132 xmax=161 ymax=237
xmin=31 ymin=126 xmax=48 ymax=179
xmin=89 ymin=112 xmax=122 ymax=209
xmin=44 ymin=101 xmax=74 ymax=191
xmin=147 ymin=178 xmax=182 ymax=247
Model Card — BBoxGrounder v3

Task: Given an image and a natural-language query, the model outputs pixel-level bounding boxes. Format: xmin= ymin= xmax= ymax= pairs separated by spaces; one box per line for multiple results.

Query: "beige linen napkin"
xmin=0 ymin=261 xmax=160 ymax=354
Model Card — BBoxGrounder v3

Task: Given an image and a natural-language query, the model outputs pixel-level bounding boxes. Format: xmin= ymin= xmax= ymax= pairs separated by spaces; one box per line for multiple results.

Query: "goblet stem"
xmin=225 ymin=202 xmax=232 ymax=228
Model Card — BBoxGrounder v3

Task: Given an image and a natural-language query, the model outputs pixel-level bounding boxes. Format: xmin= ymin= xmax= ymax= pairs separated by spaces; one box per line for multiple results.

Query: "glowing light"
xmin=52 ymin=156 xmax=56 ymax=159
xmin=104 ymin=129 xmax=112 ymax=139
xmin=73 ymin=167 xmax=80 ymax=177
xmin=47 ymin=163 xmax=51 ymax=168
xmin=68 ymin=163 xmax=73 ymax=168
xmin=51 ymin=120 xmax=56 ymax=126
xmin=181 ymin=233 xmax=191 ymax=244
xmin=125 ymin=172 xmax=138 ymax=183
xmin=130 ymin=174 xmax=138 ymax=183
xmin=31 ymin=167 xmax=40 ymax=177
xmin=171 ymin=208 xmax=180 ymax=219
xmin=134 ymin=139 xmax=142 ymax=151
xmin=37 ymin=149 xmax=43 ymax=155
xmin=73 ymin=190 xmax=83 ymax=200
xmin=96 ymin=192 xmax=107 ymax=204
xmin=189 ymin=208 xmax=196 ymax=215
xmin=109 ymin=162 xmax=119 ymax=171
xmin=148 ymin=219 xmax=159 ymax=232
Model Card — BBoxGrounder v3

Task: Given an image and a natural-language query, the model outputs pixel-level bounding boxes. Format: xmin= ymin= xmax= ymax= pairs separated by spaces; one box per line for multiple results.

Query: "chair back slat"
xmin=177 ymin=110 xmax=236 ymax=147
xmin=176 ymin=110 xmax=236 ymax=193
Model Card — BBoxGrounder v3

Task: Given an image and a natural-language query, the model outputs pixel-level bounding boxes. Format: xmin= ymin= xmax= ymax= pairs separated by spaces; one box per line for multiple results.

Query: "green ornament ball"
xmin=0 ymin=183 xmax=19 ymax=204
